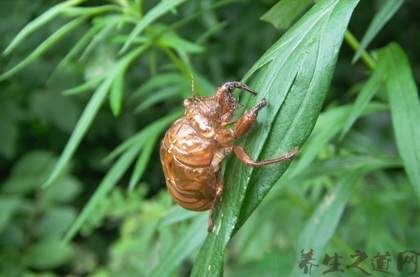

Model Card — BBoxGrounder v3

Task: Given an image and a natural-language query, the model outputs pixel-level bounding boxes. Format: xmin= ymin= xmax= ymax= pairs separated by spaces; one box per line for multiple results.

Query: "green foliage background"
xmin=0 ymin=0 xmax=419 ymax=276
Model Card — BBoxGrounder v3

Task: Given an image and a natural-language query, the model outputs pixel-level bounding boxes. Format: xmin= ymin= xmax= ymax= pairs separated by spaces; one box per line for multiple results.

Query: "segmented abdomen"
xmin=160 ymin=141 xmax=214 ymax=211
xmin=160 ymin=117 xmax=218 ymax=211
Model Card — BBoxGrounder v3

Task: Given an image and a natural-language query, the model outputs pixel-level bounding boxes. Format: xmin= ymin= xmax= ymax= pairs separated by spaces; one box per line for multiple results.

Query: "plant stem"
xmin=344 ymin=30 xmax=376 ymax=70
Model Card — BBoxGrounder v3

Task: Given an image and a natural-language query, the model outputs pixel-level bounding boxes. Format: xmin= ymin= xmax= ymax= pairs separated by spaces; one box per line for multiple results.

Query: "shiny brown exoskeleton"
xmin=160 ymin=81 xmax=298 ymax=232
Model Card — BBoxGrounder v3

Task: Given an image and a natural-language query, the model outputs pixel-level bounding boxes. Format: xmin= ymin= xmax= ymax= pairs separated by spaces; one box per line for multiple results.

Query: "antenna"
xmin=190 ymin=74 xmax=209 ymax=110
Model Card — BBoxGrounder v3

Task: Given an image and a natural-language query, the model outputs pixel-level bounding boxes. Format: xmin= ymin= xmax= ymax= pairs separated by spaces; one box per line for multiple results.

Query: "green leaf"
xmin=29 ymin=91 xmax=81 ymax=133
xmin=133 ymin=86 xmax=181 ymax=114
xmin=109 ymin=70 xmax=124 ymax=116
xmin=260 ymin=261 xmax=272 ymax=271
xmin=0 ymin=112 xmax=19 ymax=158
xmin=128 ymin=133 xmax=159 ymax=190
xmin=2 ymin=151 xmax=59 ymax=194
xmin=339 ymin=56 xmax=387 ymax=140
xmin=260 ymin=0 xmax=313 ymax=29
xmin=43 ymin=45 xmax=150 ymax=188
xmin=264 ymin=251 xmax=273 ymax=262
xmin=278 ymin=266 xmax=292 ymax=276
xmin=79 ymin=15 xmax=121 ymax=62
xmin=119 ymin=0 xmax=188 ymax=54
xmin=0 ymin=196 xmax=21 ymax=233
xmin=381 ymin=43 xmax=420 ymax=202
xmin=62 ymin=111 xmax=181 ymax=243
xmin=42 ymin=176 xmax=82 ymax=204
xmin=290 ymin=102 xmax=387 ymax=177
xmin=191 ymin=0 xmax=360 ymax=275
xmin=33 ymin=208 xmax=76 ymax=237
xmin=159 ymin=34 xmax=206 ymax=53
xmin=341 ymin=130 xmax=394 ymax=159
xmin=283 ymin=155 xmax=401 ymax=182
xmin=103 ymin=133 xmax=147 ymax=165
xmin=62 ymin=140 xmax=143 ymax=243
xmin=237 ymin=0 xmax=360 ymax=231
xmin=148 ymin=213 xmax=207 ymax=277
xmin=0 ymin=16 xmax=87 ymax=81
xmin=62 ymin=73 xmax=106 ymax=95
xmin=352 ymin=0 xmax=404 ymax=63
xmin=289 ymin=170 xmax=365 ymax=276
xmin=50 ymin=23 xmax=101 ymax=79
xmin=158 ymin=206 xmax=199 ymax=227
xmin=130 ymin=72 xmax=186 ymax=100
xmin=101 ymin=112 xmax=183 ymax=165
xmin=272 ymin=244 xmax=281 ymax=257
xmin=195 ymin=21 xmax=229 ymax=45
xmin=61 ymin=5 xmax=119 ymax=17
xmin=42 ymin=79 xmax=109 ymax=188
xmin=51 ymin=15 xmax=121 ymax=81
xmin=24 ymin=236 xmax=74 ymax=269
xmin=277 ymin=255 xmax=291 ymax=265
xmin=2 ymin=0 xmax=87 ymax=55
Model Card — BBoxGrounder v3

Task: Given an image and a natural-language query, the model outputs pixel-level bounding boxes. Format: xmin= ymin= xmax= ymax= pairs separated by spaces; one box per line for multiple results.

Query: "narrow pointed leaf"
xmin=260 ymin=0 xmax=313 ymax=29
xmin=62 ymin=141 xmax=143 ymax=243
xmin=381 ymin=43 xmax=420 ymax=202
xmin=63 ymin=112 xmax=180 ymax=242
xmin=290 ymin=102 xmax=387 ymax=177
xmin=43 ymin=78 xmax=110 ymax=188
xmin=63 ymin=73 xmax=106 ymax=95
xmin=236 ymin=0 xmax=360 ymax=234
xmin=128 ymin=133 xmax=159 ymax=191
xmin=134 ymin=86 xmax=181 ymax=114
xmin=79 ymin=15 xmax=120 ymax=62
xmin=110 ymin=70 xmax=124 ymax=116
xmin=191 ymin=0 xmax=360 ymax=276
xmin=43 ymin=45 xmax=149 ymax=188
xmin=340 ymin=130 xmax=395 ymax=159
xmin=148 ymin=214 xmax=207 ymax=277
xmin=352 ymin=0 xmax=404 ymax=63
xmin=3 ymin=0 xmax=86 ymax=55
xmin=158 ymin=206 xmax=198 ymax=227
xmin=119 ymin=0 xmax=188 ymax=54
xmin=159 ymin=35 xmax=206 ymax=53
xmin=49 ymin=24 xmax=101 ymax=81
xmin=130 ymin=72 xmax=185 ymax=100
xmin=339 ymin=56 xmax=387 ymax=140
xmin=0 ymin=16 xmax=86 ymax=81
xmin=61 ymin=5 xmax=119 ymax=17
xmin=289 ymin=170 xmax=364 ymax=277
xmin=285 ymin=155 xmax=402 ymax=182
xmin=102 ymin=111 xmax=182 ymax=164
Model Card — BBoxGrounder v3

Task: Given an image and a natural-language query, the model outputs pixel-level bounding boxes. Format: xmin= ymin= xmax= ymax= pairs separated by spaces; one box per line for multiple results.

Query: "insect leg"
xmin=234 ymin=98 xmax=267 ymax=136
xmin=220 ymin=119 xmax=238 ymax=127
xmin=232 ymin=145 xmax=298 ymax=167
xmin=208 ymin=170 xmax=223 ymax=232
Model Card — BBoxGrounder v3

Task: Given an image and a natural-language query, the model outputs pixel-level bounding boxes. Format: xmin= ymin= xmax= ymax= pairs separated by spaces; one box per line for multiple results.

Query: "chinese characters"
xmin=298 ymin=249 xmax=420 ymax=275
